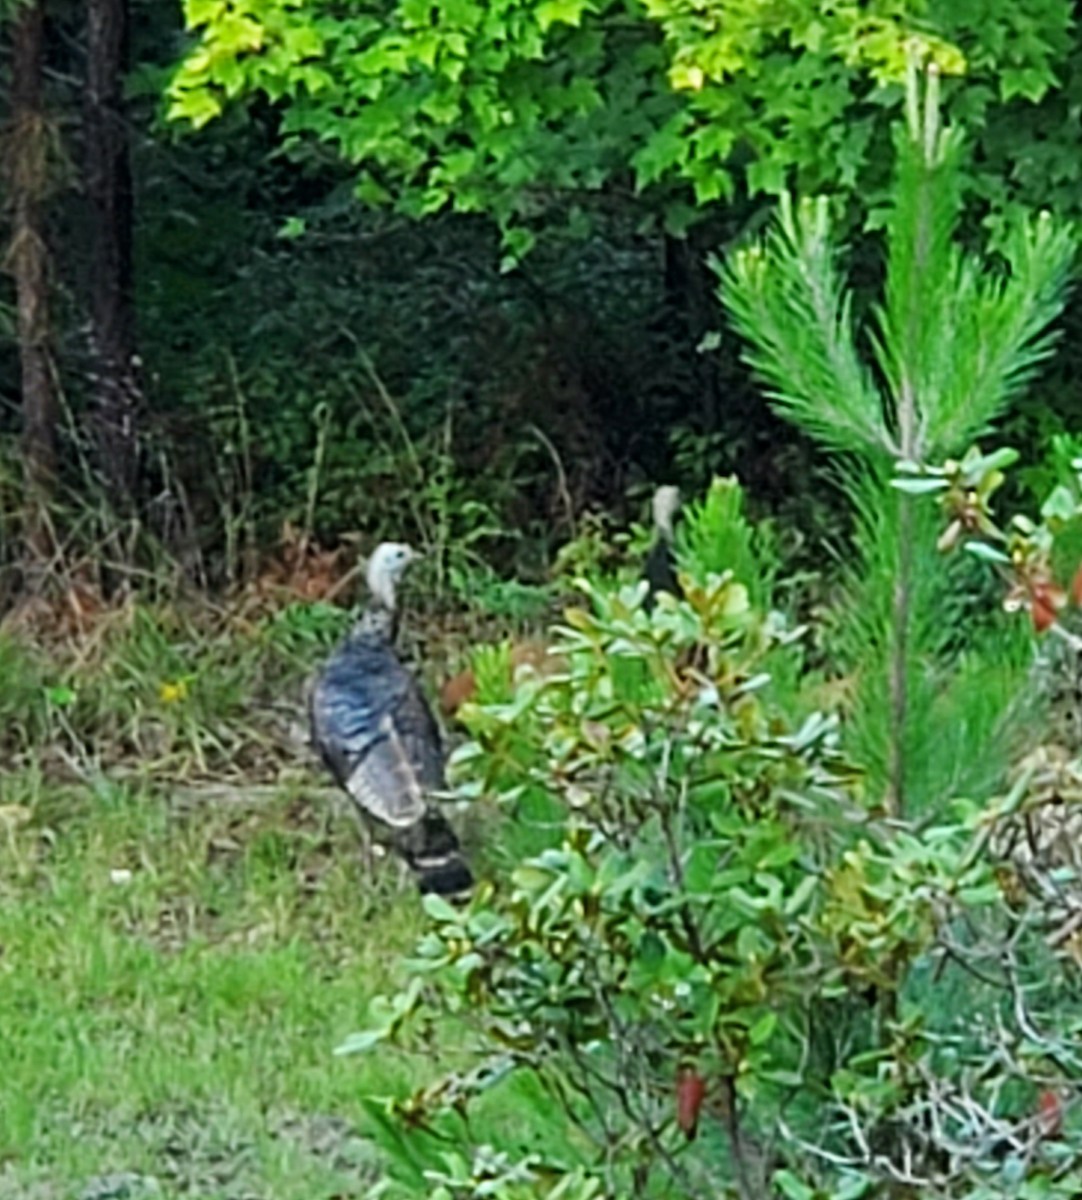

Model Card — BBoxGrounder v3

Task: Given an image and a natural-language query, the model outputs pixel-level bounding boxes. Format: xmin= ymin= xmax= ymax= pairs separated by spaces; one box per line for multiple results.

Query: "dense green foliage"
xmin=5 ymin=3 xmax=1082 ymax=1197
xmin=322 ymin=73 xmax=1082 ymax=1199
xmin=168 ymin=0 xmax=1078 ymax=248
xmin=348 ymin=474 xmax=1082 ymax=1198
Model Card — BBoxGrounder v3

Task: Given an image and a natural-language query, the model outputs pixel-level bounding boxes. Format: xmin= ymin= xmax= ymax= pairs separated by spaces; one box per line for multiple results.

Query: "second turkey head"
xmin=652 ymin=485 xmax=681 ymax=541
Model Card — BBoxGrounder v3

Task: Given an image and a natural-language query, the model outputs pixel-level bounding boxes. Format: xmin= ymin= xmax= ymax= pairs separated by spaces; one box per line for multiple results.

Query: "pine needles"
xmin=717 ymin=59 xmax=1076 ymax=816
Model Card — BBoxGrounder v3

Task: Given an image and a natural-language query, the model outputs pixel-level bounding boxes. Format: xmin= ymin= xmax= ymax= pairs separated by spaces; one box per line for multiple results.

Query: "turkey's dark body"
xmin=310 ymin=626 xmax=473 ymax=897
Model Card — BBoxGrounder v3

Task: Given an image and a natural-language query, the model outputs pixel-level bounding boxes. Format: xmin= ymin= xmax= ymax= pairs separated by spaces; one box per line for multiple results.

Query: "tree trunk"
xmin=85 ymin=0 xmax=141 ymax=504
xmin=7 ymin=1 xmax=59 ymax=564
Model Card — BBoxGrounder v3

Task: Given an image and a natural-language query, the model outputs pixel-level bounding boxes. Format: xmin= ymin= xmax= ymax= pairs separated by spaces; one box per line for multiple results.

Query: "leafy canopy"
xmin=167 ymin=0 xmax=1076 ymax=250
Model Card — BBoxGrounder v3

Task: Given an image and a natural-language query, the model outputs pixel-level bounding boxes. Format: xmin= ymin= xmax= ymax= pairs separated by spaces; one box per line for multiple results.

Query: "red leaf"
xmin=1038 ymin=1089 xmax=1063 ymax=1139
xmin=676 ymin=1067 xmax=706 ymax=1140
xmin=1030 ymin=580 xmax=1065 ymax=633
xmin=1032 ymin=594 xmax=1057 ymax=632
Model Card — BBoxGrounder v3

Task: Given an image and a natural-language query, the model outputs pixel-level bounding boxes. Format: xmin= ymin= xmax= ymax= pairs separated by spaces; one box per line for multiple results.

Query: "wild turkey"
xmin=309 ymin=542 xmax=473 ymax=897
xmin=643 ymin=484 xmax=683 ymax=607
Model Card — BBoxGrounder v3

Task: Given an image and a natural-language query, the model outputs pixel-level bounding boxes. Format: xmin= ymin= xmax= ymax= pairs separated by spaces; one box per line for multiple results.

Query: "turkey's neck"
xmin=351 ymin=602 xmax=398 ymax=644
xmin=655 ymin=511 xmax=676 ymax=543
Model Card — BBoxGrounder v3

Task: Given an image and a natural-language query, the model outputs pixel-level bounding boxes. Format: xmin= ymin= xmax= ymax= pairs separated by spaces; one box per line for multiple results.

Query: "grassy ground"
xmin=0 ymin=576 xmax=516 ymax=1200
xmin=0 ymin=767 xmax=434 ymax=1199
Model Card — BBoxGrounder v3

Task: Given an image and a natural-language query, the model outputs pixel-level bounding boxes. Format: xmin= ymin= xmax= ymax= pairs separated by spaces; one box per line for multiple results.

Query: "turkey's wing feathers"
xmin=343 ymin=712 xmax=427 ymax=828
xmin=310 ymin=638 xmax=446 ymax=831
xmin=386 ymin=680 xmax=445 ymax=790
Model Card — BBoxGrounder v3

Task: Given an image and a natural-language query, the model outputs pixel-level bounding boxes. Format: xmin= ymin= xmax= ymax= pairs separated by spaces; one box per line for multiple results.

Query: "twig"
xmin=527 ymin=423 xmax=576 ymax=539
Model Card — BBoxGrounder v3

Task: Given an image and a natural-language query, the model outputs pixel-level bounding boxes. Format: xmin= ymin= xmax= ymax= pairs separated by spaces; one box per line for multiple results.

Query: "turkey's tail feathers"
xmin=393 ymin=808 xmax=474 ymax=898
xmin=414 ymin=855 xmax=474 ymax=898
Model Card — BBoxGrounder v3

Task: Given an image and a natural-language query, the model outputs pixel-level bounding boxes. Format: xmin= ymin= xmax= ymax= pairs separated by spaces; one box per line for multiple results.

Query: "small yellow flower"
xmin=158 ymin=679 xmax=189 ymax=704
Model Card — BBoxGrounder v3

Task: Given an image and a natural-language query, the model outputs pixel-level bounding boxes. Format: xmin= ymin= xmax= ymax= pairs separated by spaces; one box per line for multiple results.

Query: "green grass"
xmin=0 ymin=769 xmax=429 ymax=1199
xmin=0 ymin=593 xmax=568 ymax=1200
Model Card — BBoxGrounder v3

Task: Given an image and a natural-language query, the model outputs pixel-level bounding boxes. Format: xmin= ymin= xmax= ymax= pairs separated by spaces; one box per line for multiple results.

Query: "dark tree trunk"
xmin=7 ymin=1 xmax=59 ymax=563
xmin=85 ymin=0 xmax=141 ymax=504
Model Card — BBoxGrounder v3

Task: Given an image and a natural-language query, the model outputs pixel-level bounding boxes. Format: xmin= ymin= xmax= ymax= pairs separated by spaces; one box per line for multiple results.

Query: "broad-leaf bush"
xmin=344 ymin=546 xmax=867 ymax=1196
xmin=342 ymin=484 xmax=1082 ymax=1195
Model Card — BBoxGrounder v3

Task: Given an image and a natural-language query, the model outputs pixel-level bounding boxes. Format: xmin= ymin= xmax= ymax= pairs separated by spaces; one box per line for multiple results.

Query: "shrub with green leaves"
xmin=344 ymin=556 xmax=867 ymax=1197
xmin=341 ymin=488 xmax=1082 ymax=1198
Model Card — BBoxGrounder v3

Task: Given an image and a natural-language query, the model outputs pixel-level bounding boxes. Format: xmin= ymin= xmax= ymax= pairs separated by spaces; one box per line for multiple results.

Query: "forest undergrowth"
xmin=4 ymin=454 xmax=1082 ymax=1198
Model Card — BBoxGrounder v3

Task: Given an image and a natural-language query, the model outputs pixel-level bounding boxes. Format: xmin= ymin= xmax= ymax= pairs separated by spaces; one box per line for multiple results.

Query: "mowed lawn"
xmin=0 ymin=772 xmax=428 ymax=1199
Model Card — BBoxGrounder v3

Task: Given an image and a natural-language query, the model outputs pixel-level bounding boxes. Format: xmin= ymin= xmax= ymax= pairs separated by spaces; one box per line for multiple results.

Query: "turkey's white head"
xmin=652 ymin=485 xmax=681 ymax=540
xmin=366 ymin=541 xmax=417 ymax=611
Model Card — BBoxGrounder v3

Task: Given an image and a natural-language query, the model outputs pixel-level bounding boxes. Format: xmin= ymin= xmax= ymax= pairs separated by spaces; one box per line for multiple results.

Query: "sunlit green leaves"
xmin=166 ymin=0 xmax=1080 ymax=249
xmin=183 ymin=0 xmax=228 ymax=29
xmin=537 ymin=0 xmax=593 ymax=31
